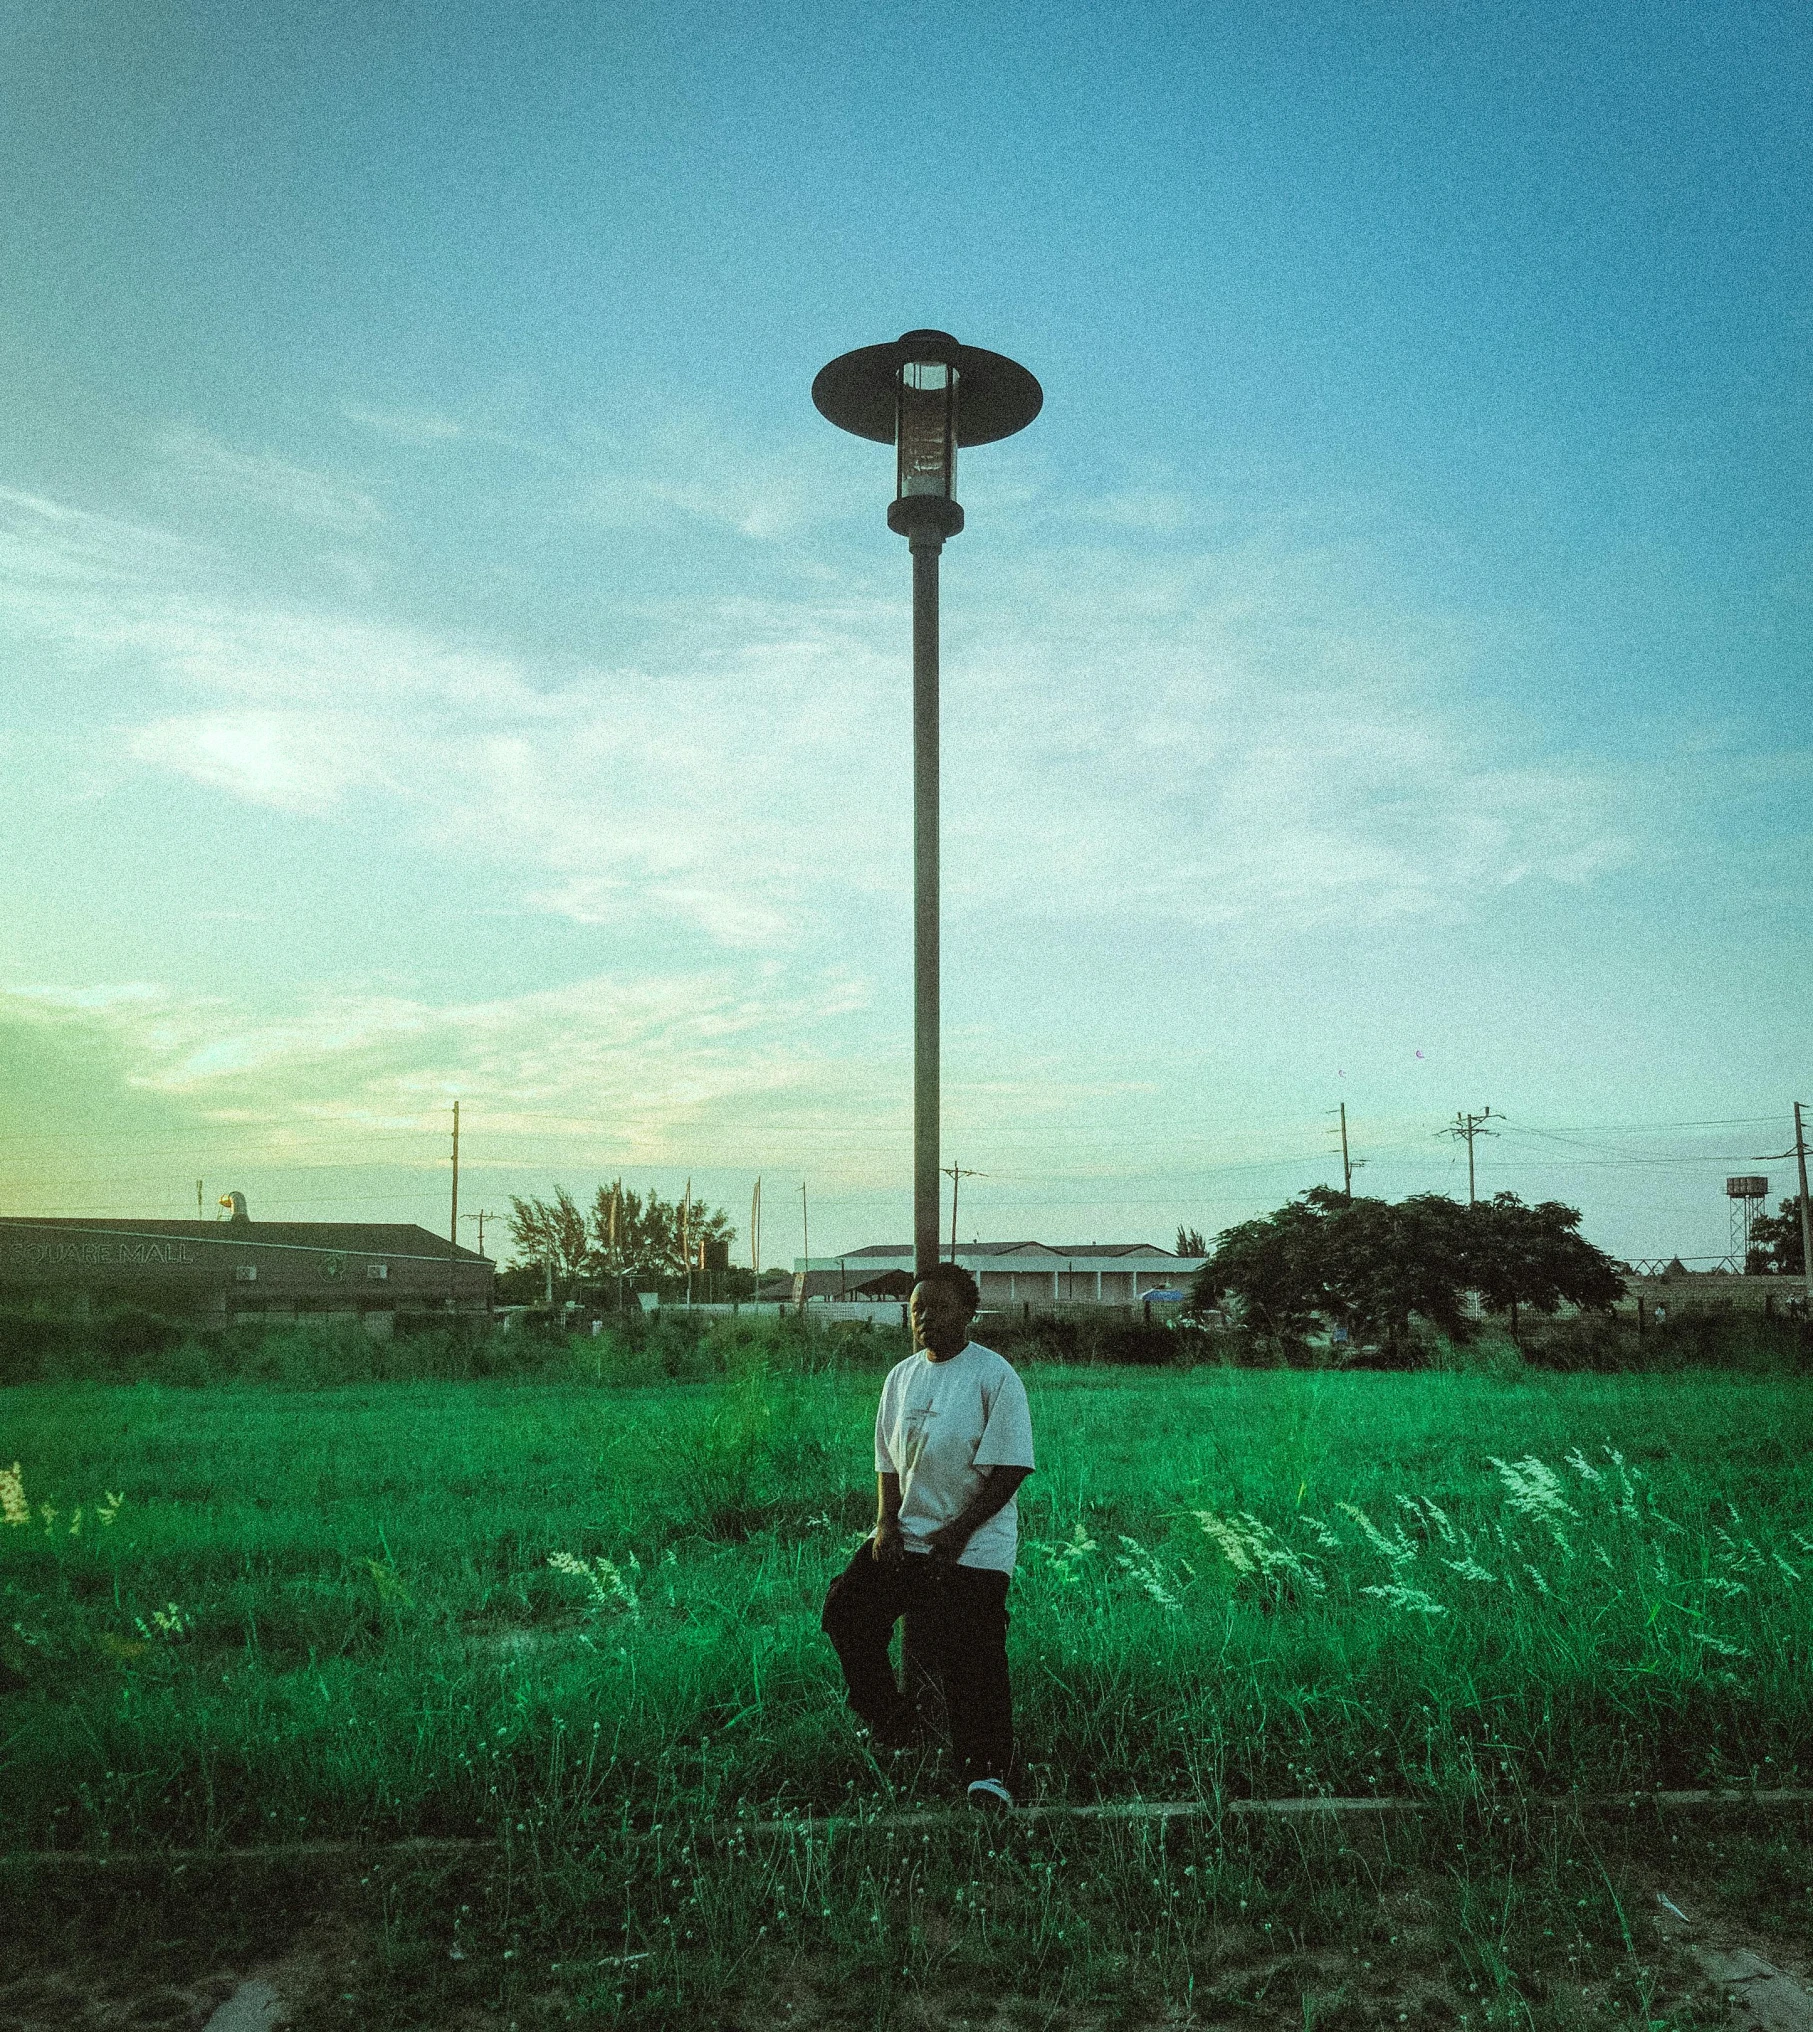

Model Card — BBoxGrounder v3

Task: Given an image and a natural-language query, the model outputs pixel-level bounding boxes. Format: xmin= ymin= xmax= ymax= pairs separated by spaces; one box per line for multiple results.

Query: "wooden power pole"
xmin=449 ymin=1101 xmax=460 ymax=1308
xmin=944 ymin=1163 xmax=982 ymax=1261
xmin=1445 ymin=1107 xmax=1494 ymax=1204
xmin=1797 ymin=1102 xmax=1813 ymax=1312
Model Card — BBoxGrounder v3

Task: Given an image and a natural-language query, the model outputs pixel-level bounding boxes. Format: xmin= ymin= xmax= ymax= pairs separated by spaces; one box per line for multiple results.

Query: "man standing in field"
xmin=819 ymin=1261 xmax=1035 ymax=1813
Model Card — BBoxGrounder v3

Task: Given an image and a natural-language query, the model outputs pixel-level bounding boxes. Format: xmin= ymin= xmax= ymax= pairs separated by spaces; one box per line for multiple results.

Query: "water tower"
xmin=1726 ymin=1175 xmax=1769 ymax=1267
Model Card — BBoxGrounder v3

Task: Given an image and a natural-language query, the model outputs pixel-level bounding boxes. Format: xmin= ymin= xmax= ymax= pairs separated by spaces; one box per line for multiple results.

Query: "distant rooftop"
xmin=823 ymin=1240 xmax=1194 ymax=1262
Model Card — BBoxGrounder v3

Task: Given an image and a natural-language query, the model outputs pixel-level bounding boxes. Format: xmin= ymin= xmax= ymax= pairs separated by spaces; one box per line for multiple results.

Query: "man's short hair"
xmin=918 ymin=1260 xmax=979 ymax=1318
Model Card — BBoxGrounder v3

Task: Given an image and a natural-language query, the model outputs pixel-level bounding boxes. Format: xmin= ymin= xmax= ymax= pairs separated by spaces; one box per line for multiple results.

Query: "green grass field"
xmin=3 ymin=1326 xmax=1812 ymax=2029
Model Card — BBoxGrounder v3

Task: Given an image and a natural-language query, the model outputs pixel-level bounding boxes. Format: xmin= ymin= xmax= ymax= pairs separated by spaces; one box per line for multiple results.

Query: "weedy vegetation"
xmin=2 ymin=1312 xmax=1810 ymax=2029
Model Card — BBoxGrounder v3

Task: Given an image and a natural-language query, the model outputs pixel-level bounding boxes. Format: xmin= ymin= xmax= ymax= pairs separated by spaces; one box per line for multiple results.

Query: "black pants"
xmin=820 ymin=1537 xmax=1014 ymax=1786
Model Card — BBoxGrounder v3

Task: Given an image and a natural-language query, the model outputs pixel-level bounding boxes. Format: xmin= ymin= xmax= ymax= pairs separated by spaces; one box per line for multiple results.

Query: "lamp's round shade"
xmin=813 ymin=333 xmax=1042 ymax=447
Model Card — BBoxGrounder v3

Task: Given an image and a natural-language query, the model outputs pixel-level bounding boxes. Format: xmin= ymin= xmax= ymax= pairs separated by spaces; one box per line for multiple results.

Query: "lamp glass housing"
xmin=895 ymin=359 xmax=958 ymax=500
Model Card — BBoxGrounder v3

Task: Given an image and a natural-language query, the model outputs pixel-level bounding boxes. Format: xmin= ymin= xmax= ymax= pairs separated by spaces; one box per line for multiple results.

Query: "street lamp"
xmin=812 ymin=329 xmax=1042 ymax=1281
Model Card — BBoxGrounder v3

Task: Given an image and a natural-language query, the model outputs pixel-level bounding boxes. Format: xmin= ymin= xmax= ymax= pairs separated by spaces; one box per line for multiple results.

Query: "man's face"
xmin=909 ymin=1279 xmax=971 ymax=1358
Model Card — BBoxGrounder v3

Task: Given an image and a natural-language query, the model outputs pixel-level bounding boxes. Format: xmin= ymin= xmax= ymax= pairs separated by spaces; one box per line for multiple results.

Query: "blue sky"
xmin=2 ymin=0 xmax=1808 ymax=1269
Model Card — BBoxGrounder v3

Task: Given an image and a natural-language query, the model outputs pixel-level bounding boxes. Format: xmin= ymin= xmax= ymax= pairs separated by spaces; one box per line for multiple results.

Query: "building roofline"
xmin=0 ymin=1218 xmax=490 ymax=1265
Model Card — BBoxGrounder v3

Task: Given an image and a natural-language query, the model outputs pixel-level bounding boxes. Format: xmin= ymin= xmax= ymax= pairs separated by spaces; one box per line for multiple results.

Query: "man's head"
xmin=909 ymin=1261 xmax=979 ymax=1360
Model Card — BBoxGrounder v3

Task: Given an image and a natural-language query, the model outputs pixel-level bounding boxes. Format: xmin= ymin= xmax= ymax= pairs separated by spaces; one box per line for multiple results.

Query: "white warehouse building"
xmin=789 ymin=1240 xmax=1206 ymax=1309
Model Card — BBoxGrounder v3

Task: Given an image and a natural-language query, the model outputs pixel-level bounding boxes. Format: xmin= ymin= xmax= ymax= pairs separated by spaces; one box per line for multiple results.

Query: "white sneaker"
xmin=966 ymin=1777 xmax=1013 ymax=1813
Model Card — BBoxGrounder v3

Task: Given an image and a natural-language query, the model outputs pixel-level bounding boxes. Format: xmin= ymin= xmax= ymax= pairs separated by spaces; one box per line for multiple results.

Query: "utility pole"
xmin=1756 ymin=1107 xmax=1813 ymax=1310
xmin=1444 ymin=1107 xmax=1494 ymax=1205
xmin=944 ymin=1163 xmax=982 ymax=1261
xmin=460 ymin=1209 xmax=497 ymax=1257
xmin=1336 ymin=1105 xmax=1353 ymax=1199
xmin=683 ymin=1178 xmax=693 ymax=1307
xmin=751 ymin=1176 xmax=762 ymax=1285
xmin=449 ymin=1101 xmax=460 ymax=1309
xmin=798 ymin=1180 xmax=809 ymax=1312
xmin=196 ymin=1179 xmax=204 ymax=1224
xmin=1797 ymin=1103 xmax=1813 ymax=1313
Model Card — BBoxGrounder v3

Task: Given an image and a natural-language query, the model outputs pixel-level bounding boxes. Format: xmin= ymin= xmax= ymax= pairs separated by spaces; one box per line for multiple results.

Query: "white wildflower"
xmin=0 ymin=1463 xmax=27 ymax=1529
xmin=1486 ymin=1456 xmax=1579 ymax=1525
xmin=1298 ymin=1514 xmax=1344 ymax=1552
xmin=1337 ymin=1502 xmax=1417 ymax=1570
xmin=1440 ymin=1556 xmax=1497 ymax=1584
xmin=1692 ymin=1631 xmax=1747 ymax=1658
xmin=1232 ymin=1512 xmax=1327 ymax=1592
xmin=1359 ymin=1583 xmax=1448 ymax=1617
xmin=1113 ymin=1536 xmax=1180 ymax=1611
xmin=549 ymin=1551 xmax=641 ymax=1618
xmin=1192 ymin=1510 xmax=1253 ymax=1574
xmin=1564 ymin=1448 xmax=1604 ymax=1487
xmin=1603 ymin=1445 xmax=1641 ymax=1521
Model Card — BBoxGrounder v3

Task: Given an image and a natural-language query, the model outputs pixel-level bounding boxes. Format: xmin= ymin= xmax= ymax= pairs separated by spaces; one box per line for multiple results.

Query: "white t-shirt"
xmin=873 ymin=1342 xmax=1036 ymax=1574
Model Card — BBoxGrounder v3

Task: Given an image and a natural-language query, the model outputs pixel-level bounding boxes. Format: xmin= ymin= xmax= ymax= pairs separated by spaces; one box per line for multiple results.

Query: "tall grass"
xmin=3 ymin=1357 xmax=1809 ymax=1862
xmin=0 ymin=1303 xmax=908 ymax=1388
xmin=5 ymin=1353 xmax=1812 ymax=2027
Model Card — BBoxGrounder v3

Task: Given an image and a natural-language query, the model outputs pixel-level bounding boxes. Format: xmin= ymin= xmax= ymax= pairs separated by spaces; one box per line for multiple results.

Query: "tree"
xmin=1314 ymin=1191 xmax=1476 ymax=1355
xmin=506 ymin=1182 xmax=740 ymax=1304
xmin=1463 ymin=1193 xmax=1625 ymax=1340
xmin=1191 ymin=1187 xmax=1478 ymax=1359
xmin=589 ymin=1183 xmax=735 ymax=1288
xmin=506 ymin=1189 xmax=593 ymax=1305
xmin=1747 ymin=1197 xmax=1807 ymax=1277
xmin=1190 ymin=1194 xmax=1329 ymax=1342
xmin=1176 ymin=1225 xmax=1208 ymax=1256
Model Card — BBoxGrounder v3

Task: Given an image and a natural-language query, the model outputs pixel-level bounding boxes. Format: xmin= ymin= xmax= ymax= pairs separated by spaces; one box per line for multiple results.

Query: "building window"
xmin=234 ymin=1264 xmax=257 ymax=1283
xmin=367 ymin=1262 xmax=389 ymax=1282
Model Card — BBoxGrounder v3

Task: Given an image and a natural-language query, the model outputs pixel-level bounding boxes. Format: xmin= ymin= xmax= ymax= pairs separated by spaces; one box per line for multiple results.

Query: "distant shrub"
xmin=1094 ymin=1324 xmax=1183 ymax=1367
xmin=991 ymin=1314 xmax=1080 ymax=1365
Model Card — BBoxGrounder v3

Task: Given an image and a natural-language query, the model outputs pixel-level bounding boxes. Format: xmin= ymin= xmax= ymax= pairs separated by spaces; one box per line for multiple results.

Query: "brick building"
xmin=0 ymin=1203 xmax=491 ymax=1333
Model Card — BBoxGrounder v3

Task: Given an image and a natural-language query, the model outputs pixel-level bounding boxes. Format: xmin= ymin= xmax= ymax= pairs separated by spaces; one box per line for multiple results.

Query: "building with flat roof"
xmin=791 ymin=1240 xmax=1205 ymax=1308
xmin=0 ymin=1204 xmax=491 ymax=1331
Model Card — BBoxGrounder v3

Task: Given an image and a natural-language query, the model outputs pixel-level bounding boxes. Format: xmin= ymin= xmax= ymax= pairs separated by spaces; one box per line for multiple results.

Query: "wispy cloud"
xmin=128 ymin=709 xmax=396 ymax=813
xmin=2 ymin=464 xmax=1652 ymax=950
xmin=576 ymin=409 xmax=859 ymax=541
xmin=341 ymin=404 xmax=465 ymax=445
xmin=1 ymin=969 xmax=882 ymax=1174
xmin=157 ymin=424 xmax=385 ymax=534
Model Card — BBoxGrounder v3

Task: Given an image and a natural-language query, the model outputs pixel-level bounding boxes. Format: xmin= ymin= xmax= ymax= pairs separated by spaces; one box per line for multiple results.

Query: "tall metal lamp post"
xmin=812 ymin=329 xmax=1042 ymax=1282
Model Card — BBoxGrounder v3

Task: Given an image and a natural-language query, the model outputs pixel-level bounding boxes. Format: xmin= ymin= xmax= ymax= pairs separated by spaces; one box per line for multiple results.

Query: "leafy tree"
xmin=1176 ymin=1225 xmax=1208 ymax=1256
xmin=506 ymin=1189 xmax=592 ymax=1304
xmin=1463 ymin=1193 xmax=1626 ymax=1340
xmin=589 ymin=1182 xmax=735 ymax=1287
xmin=1315 ymin=1191 xmax=1476 ymax=1355
xmin=1190 ymin=1194 xmax=1328 ymax=1342
xmin=506 ymin=1182 xmax=740 ymax=1302
xmin=1192 ymin=1188 xmax=1476 ymax=1358
xmin=1747 ymin=1197 xmax=1808 ymax=1277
